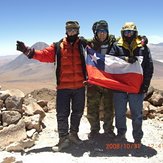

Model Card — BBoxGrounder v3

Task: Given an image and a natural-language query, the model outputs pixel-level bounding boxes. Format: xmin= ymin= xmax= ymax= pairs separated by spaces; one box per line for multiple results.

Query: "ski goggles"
xmin=97 ymin=29 xmax=108 ymax=33
xmin=66 ymin=28 xmax=78 ymax=33
xmin=123 ymin=30 xmax=135 ymax=36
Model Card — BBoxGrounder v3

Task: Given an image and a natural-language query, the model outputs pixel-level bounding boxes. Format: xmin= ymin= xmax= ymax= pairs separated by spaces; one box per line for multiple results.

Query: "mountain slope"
xmin=0 ymin=42 xmax=55 ymax=82
xmin=0 ymin=42 xmax=49 ymax=71
xmin=149 ymin=43 xmax=163 ymax=62
xmin=0 ymin=55 xmax=18 ymax=67
xmin=152 ymin=60 xmax=163 ymax=78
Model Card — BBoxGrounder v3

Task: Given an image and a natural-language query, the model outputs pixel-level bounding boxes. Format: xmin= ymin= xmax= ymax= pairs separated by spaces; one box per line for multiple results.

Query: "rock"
xmin=23 ymin=114 xmax=42 ymax=132
xmin=144 ymin=86 xmax=155 ymax=100
xmin=148 ymin=113 xmax=156 ymax=119
xmin=0 ymin=99 xmax=3 ymax=108
xmin=6 ymin=142 xmax=24 ymax=152
xmin=25 ymin=88 xmax=56 ymax=101
xmin=0 ymin=89 xmax=25 ymax=98
xmin=22 ymin=102 xmax=46 ymax=121
xmin=5 ymin=96 xmax=23 ymax=111
xmin=0 ymin=119 xmax=27 ymax=148
xmin=155 ymin=106 xmax=163 ymax=114
xmin=6 ymin=138 xmax=35 ymax=152
xmin=47 ymin=100 xmax=55 ymax=111
xmin=1 ymin=156 xmax=16 ymax=163
xmin=37 ymin=100 xmax=48 ymax=108
xmin=0 ymin=92 xmax=10 ymax=101
xmin=149 ymin=89 xmax=163 ymax=106
xmin=2 ymin=111 xmax=22 ymax=126
xmin=26 ymin=128 xmax=37 ymax=138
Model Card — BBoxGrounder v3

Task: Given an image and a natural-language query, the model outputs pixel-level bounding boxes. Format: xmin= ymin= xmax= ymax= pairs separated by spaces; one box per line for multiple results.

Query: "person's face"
xmin=66 ymin=28 xmax=78 ymax=36
xmin=123 ymin=30 xmax=134 ymax=37
xmin=97 ymin=29 xmax=108 ymax=42
xmin=122 ymin=30 xmax=136 ymax=44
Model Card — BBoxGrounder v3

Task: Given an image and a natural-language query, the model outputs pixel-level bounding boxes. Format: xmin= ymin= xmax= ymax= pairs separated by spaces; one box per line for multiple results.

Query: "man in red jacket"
xmin=16 ymin=21 xmax=86 ymax=151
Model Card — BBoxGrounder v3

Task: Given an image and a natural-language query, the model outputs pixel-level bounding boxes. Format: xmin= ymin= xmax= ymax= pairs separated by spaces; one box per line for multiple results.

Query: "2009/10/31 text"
xmin=106 ymin=143 xmax=141 ymax=150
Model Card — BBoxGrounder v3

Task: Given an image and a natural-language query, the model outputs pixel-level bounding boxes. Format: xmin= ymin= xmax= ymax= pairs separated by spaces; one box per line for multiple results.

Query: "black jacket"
xmin=109 ymin=37 xmax=154 ymax=89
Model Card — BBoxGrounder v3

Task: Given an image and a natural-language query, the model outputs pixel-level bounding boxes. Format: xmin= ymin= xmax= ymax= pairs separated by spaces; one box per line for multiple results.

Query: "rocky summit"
xmin=0 ymin=86 xmax=163 ymax=162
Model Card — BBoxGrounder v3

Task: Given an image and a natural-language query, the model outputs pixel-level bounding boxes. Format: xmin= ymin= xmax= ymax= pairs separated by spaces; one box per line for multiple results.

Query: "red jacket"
xmin=33 ymin=37 xmax=85 ymax=90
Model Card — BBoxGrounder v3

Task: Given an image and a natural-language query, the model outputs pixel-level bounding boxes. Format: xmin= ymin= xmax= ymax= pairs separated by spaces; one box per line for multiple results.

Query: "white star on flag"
xmin=90 ymin=53 xmax=100 ymax=64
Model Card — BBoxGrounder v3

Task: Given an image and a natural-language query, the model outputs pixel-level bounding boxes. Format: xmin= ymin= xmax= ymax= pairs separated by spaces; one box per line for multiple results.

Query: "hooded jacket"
xmin=109 ymin=36 xmax=154 ymax=89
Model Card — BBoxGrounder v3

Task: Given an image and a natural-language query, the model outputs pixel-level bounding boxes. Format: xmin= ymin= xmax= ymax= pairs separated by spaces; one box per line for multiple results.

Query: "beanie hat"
xmin=95 ymin=20 xmax=108 ymax=32
xmin=65 ymin=21 xmax=80 ymax=29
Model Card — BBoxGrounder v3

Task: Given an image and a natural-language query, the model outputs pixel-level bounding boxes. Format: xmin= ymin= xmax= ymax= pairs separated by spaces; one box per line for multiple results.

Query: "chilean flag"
xmin=86 ymin=46 xmax=143 ymax=93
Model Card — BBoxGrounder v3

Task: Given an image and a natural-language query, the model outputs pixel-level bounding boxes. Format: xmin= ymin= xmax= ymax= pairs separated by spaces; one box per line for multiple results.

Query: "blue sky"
xmin=0 ymin=0 xmax=163 ymax=56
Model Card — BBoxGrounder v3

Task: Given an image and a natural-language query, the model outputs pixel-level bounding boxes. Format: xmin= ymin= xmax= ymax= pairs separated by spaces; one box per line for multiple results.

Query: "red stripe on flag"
xmin=87 ymin=65 xmax=143 ymax=93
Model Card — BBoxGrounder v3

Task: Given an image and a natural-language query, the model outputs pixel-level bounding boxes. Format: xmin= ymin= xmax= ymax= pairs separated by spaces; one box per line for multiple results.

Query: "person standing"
xmin=16 ymin=21 xmax=87 ymax=151
xmin=86 ymin=20 xmax=116 ymax=139
xmin=109 ymin=22 xmax=154 ymax=144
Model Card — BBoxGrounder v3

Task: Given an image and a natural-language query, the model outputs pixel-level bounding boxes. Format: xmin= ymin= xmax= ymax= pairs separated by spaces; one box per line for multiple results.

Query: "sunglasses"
xmin=123 ymin=30 xmax=135 ymax=36
xmin=66 ymin=28 xmax=78 ymax=33
xmin=97 ymin=29 xmax=108 ymax=33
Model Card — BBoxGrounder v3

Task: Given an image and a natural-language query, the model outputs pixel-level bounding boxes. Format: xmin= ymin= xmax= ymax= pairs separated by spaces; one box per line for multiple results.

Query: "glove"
xmin=125 ymin=56 xmax=138 ymax=64
xmin=16 ymin=41 xmax=27 ymax=53
xmin=139 ymin=84 xmax=149 ymax=94
xmin=141 ymin=35 xmax=148 ymax=46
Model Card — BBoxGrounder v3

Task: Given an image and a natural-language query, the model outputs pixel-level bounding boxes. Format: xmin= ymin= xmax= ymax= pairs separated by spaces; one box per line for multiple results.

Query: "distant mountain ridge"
xmin=149 ymin=43 xmax=163 ymax=62
xmin=0 ymin=42 xmax=163 ymax=83
xmin=149 ymin=42 xmax=163 ymax=46
xmin=0 ymin=42 xmax=55 ymax=82
xmin=0 ymin=42 xmax=49 ymax=71
xmin=0 ymin=55 xmax=18 ymax=67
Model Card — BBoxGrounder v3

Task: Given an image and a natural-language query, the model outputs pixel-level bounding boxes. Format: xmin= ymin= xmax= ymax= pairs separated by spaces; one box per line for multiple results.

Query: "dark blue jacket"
xmin=109 ymin=37 xmax=154 ymax=89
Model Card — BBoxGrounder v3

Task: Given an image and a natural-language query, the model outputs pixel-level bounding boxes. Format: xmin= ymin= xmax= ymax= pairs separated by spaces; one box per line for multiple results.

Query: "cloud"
xmin=148 ymin=35 xmax=163 ymax=44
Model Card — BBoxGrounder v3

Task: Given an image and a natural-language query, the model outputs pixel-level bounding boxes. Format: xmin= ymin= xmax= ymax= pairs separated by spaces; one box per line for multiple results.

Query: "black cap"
xmin=96 ymin=20 xmax=108 ymax=31
xmin=65 ymin=21 xmax=80 ymax=29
